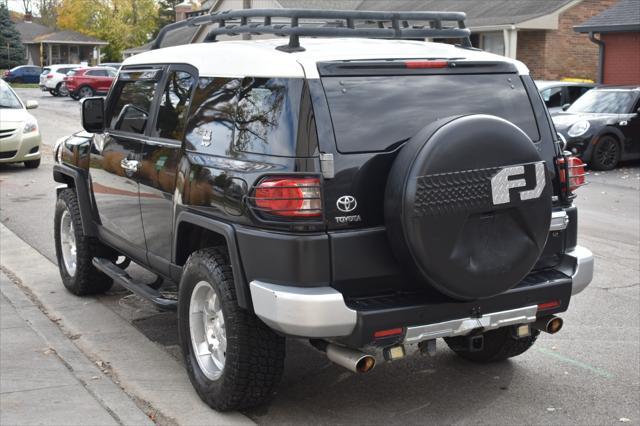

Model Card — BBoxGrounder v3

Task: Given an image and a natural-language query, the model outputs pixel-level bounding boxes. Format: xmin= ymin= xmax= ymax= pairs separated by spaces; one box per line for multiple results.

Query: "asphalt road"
xmin=1 ymin=88 xmax=639 ymax=425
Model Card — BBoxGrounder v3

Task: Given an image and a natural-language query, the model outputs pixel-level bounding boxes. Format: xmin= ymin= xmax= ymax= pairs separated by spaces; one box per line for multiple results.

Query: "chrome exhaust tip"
xmin=532 ymin=315 xmax=564 ymax=334
xmin=326 ymin=343 xmax=376 ymax=373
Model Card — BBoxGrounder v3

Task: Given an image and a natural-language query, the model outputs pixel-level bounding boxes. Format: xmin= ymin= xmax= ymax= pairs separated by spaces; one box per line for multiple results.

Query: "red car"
xmin=64 ymin=67 xmax=117 ymax=100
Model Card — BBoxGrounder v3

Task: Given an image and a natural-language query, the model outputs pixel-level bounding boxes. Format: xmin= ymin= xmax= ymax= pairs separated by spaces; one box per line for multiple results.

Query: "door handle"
xmin=120 ymin=159 xmax=140 ymax=172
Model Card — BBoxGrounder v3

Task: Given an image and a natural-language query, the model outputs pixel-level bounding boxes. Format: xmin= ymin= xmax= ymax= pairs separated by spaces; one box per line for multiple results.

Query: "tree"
xmin=37 ymin=0 xmax=59 ymax=28
xmin=0 ymin=4 xmax=25 ymax=69
xmin=153 ymin=0 xmax=182 ymax=37
xmin=56 ymin=0 xmax=158 ymax=62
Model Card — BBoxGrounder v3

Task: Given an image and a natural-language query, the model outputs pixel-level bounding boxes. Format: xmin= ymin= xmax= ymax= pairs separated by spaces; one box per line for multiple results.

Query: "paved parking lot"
xmin=1 ymin=88 xmax=639 ymax=424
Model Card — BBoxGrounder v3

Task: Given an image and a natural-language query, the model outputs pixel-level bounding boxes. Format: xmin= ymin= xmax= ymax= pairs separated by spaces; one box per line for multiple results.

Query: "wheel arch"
xmin=53 ymin=164 xmax=98 ymax=237
xmin=174 ymin=211 xmax=251 ymax=310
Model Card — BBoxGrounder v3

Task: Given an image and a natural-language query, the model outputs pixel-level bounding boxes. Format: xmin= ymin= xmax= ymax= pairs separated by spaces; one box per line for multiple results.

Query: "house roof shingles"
xmin=14 ymin=20 xmax=108 ymax=45
xmin=574 ymin=0 xmax=640 ymax=33
xmin=277 ymin=0 xmax=575 ymax=27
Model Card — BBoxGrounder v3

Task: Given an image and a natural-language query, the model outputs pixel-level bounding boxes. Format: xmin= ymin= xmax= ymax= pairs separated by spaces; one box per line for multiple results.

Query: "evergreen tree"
xmin=0 ymin=4 xmax=25 ymax=69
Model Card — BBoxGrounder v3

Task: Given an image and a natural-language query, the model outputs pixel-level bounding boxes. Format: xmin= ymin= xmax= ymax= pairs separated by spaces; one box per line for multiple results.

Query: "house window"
xmin=51 ymin=44 xmax=61 ymax=64
xmin=481 ymin=32 xmax=505 ymax=56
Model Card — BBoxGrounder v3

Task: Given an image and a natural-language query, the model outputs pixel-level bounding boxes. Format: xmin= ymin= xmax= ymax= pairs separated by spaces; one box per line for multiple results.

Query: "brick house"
xmin=129 ymin=0 xmax=619 ymax=81
xmin=575 ymin=0 xmax=640 ymax=84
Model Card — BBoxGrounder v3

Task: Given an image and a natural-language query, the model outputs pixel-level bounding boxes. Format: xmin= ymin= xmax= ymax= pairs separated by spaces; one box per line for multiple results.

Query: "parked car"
xmin=536 ymin=80 xmax=596 ymax=114
xmin=2 ymin=65 xmax=42 ymax=84
xmin=53 ymin=9 xmax=593 ymax=412
xmin=553 ymin=86 xmax=640 ymax=170
xmin=0 ymin=79 xmax=41 ymax=168
xmin=39 ymin=64 xmax=80 ymax=96
xmin=64 ymin=67 xmax=117 ymax=100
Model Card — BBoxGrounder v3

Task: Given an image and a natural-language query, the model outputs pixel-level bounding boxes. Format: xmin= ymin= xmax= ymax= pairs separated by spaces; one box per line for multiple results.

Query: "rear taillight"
xmin=46 ymin=74 xmax=53 ymax=79
xmin=538 ymin=300 xmax=561 ymax=311
xmin=557 ymin=155 xmax=586 ymax=192
xmin=254 ymin=176 xmax=322 ymax=218
xmin=404 ymin=60 xmax=448 ymax=69
xmin=3 ymin=71 xmax=10 ymax=77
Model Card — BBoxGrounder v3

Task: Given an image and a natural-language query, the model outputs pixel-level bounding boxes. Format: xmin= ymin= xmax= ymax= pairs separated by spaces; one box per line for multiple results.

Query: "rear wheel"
xmin=54 ymin=189 xmax=113 ymax=295
xmin=70 ymin=92 xmax=80 ymax=101
xmin=58 ymin=83 xmax=69 ymax=97
xmin=445 ymin=327 xmax=539 ymax=363
xmin=591 ymin=135 xmax=620 ymax=171
xmin=49 ymin=88 xmax=59 ymax=97
xmin=178 ymin=247 xmax=285 ymax=411
xmin=78 ymin=85 xmax=94 ymax=99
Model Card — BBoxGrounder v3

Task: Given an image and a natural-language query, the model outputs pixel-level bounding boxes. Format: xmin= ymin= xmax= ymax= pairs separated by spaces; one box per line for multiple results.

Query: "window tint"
xmin=58 ymin=68 xmax=72 ymax=74
xmin=234 ymin=78 xmax=303 ymax=156
xmin=323 ymin=74 xmax=540 ymax=153
xmin=41 ymin=68 xmax=51 ymax=75
xmin=107 ymin=79 xmax=157 ymax=133
xmin=567 ymin=86 xmax=591 ymax=104
xmin=184 ymin=77 xmax=240 ymax=152
xmin=155 ymin=71 xmax=196 ymax=141
xmin=568 ymin=90 xmax=637 ymax=114
xmin=541 ymin=87 xmax=563 ymax=108
xmin=107 ymin=69 xmax=117 ymax=77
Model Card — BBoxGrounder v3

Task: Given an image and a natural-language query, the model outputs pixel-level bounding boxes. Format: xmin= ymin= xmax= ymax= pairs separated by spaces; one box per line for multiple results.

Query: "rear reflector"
xmin=374 ymin=328 xmax=404 ymax=338
xmin=538 ymin=300 xmax=561 ymax=311
xmin=254 ymin=176 xmax=321 ymax=218
xmin=405 ymin=60 xmax=448 ymax=69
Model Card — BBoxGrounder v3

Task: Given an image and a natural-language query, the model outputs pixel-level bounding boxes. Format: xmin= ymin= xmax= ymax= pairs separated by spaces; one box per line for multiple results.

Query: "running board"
xmin=92 ymin=257 xmax=177 ymax=311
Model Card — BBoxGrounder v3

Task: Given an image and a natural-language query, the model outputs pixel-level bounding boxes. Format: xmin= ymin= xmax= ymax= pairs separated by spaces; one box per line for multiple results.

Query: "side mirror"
xmin=82 ymin=97 xmax=105 ymax=133
xmin=562 ymin=103 xmax=571 ymax=111
xmin=25 ymin=100 xmax=38 ymax=109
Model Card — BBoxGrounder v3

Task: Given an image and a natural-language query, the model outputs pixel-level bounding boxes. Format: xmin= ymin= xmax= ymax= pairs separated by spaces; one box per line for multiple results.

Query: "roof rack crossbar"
xmin=151 ymin=8 xmax=471 ymax=52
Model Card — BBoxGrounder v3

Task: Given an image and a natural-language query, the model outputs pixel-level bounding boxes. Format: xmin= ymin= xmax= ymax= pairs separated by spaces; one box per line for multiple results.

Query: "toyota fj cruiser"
xmin=52 ymin=9 xmax=594 ymax=411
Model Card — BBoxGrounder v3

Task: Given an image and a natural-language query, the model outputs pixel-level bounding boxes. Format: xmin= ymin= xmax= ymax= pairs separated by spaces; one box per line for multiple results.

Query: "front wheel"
xmin=70 ymin=92 xmax=80 ymax=101
xmin=24 ymin=159 xmax=40 ymax=169
xmin=444 ymin=327 xmax=539 ymax=363
xmin=54 ymin=189 xmax=113 ymax=295
xmin=591 ymin=135 xmax=620 ymax=171
xmin=178 ymin=247 xmax=285 ymax=411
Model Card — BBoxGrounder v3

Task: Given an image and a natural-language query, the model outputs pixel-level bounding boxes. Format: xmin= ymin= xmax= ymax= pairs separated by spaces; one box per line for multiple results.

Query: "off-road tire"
xmin=24 ymin=159 xmax=40 ymax=169
xmin=54 ymin=188 xmax=113 ymax=295
xmin=445 ymin=327 xmax=539 ymax=363
xmin=590 ymin=135 xmax=620 ymax=171
xmin=178 ymin=247 xmax=285 ymax=411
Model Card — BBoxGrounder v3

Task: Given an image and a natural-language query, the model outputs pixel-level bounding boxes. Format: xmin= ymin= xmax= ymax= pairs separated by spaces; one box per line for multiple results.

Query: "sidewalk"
xmin=0 ymin=270 xmax=154 ymax=426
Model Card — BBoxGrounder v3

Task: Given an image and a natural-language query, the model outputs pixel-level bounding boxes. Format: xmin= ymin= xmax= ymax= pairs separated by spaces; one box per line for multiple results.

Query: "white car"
xmin=39 ymin=64 xmax=79 ymax=96
xmin=0 ymin=80 xmax=42 ymax=168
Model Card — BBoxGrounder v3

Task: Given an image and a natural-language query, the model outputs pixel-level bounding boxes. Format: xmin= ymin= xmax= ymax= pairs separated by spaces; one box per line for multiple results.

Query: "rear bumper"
xmin=249 ymin=246 xmax=593 ymax=347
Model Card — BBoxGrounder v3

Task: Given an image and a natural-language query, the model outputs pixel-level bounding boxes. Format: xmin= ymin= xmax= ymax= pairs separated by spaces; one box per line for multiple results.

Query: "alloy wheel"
xmin=59 ymin=210 xmax=77 ymax=276
xmin=189 ymin=281 xmax=226 ymax=380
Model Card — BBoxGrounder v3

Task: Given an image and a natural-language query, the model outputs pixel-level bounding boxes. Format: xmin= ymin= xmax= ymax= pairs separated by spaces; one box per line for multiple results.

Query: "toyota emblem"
xmin=336 ymin=195 xmax=357 ymax=213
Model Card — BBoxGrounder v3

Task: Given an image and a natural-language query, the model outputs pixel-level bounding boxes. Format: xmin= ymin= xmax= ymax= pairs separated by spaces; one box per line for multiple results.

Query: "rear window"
xmin=41 ymin=68 xmax=51 ymax=75
xmin=322 ymin=74 xmax=540 ymax=153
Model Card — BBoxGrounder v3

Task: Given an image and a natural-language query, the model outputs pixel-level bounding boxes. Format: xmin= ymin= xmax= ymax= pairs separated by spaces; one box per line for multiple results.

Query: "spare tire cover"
xmin=385 ymin=114 xmax=552 ymax=300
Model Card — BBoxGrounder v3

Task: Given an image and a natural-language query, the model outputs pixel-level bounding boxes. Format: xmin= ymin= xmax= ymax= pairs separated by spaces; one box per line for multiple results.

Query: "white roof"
xmin=123 ymin=37 xmax=529 ymax=79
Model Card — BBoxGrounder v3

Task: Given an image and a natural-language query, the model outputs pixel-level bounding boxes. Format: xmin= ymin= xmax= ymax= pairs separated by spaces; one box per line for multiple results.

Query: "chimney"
xmin=24 ymin=11 xmax=33 ymax=22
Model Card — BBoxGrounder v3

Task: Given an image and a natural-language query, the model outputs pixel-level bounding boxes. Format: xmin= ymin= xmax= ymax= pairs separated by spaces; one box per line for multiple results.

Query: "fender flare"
xmin=53 ymin=163 xmax=98 ymax=237
xmin=173 ymin=211 xmax=252 ymax=310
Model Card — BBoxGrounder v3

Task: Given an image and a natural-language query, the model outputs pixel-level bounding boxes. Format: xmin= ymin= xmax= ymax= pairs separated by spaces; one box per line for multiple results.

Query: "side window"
xmin=234 ymin=77 xmax=303 ymax=156
xmin=107 ymin=69 xmax=118 ymax=78
xmin=87 ymin=70 xmax=107 ymax=77
xmin=184 ymin=77 xmax=240 ymax=153
xmin=541 ymin=87 xmax=562 ymax=108
xmin=154 ymin=71 xmax=196 ymax=141
xmin=568 ymin=86 xmax=591 ymax=104
xmin=107 ymin=77 xmax=158 ymax=134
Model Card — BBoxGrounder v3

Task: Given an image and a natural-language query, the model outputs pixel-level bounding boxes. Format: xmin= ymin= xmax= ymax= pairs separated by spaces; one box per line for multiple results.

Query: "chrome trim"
xmin=565 ymin=245 xmax=594 ymax=295
xmin=249 ymin=281 xmax=357 ymax=337
xmin=404 ymin=305 xmax=538 ymax=344
xmin=550 ymin=210 xmax=570 ymax=231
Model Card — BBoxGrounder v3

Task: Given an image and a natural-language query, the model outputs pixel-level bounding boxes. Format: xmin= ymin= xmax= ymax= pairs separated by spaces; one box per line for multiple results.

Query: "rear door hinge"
xmin=320 ymin=153 xmax=334 ymax=179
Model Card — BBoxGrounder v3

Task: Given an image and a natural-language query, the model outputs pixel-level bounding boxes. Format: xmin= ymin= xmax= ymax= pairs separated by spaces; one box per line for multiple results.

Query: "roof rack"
xmin=151 ymin=8 xmax=472 ymax=52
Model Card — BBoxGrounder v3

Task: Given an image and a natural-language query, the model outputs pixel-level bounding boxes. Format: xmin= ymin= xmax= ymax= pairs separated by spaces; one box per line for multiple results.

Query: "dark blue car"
xmin=2 ymin=65 xmax=43 ymax=84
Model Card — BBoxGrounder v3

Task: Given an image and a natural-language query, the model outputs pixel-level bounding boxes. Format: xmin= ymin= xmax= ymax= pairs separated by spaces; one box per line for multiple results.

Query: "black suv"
xmin=53 ymin=9 xmax=594 ymax=411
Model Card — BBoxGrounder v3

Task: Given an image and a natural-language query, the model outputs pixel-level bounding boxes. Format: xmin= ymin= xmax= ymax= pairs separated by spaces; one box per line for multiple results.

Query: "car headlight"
xmin=567 ymin=120 xmax=590 ymax=137
xmin=23 ymin=120 xmax=38 ymax=134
